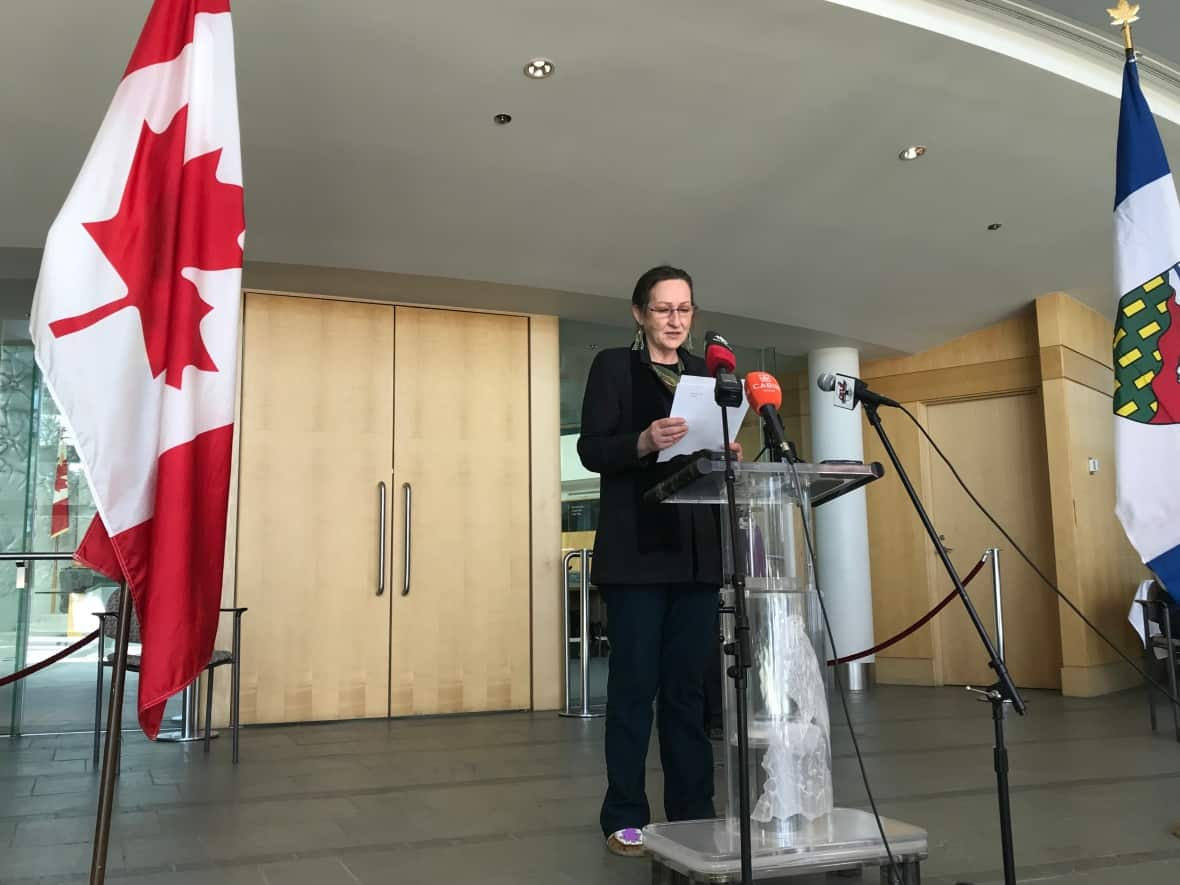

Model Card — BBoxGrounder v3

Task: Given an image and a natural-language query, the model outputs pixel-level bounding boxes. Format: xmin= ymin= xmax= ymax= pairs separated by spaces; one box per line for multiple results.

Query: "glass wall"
xmin=0 ymin=297 xmax=123 ymax=736
xmin=0 ymin=317 xmax=35 ymax=736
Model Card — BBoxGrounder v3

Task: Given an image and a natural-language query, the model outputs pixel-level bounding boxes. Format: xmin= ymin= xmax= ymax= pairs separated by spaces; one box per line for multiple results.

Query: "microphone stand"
xmin=764 ymin=420 xmax=783 ymax=463
xmin=861 ymin=399 xmax=1023 ymax=885
xmin=718 ymin=401 xmax=754 ymax=885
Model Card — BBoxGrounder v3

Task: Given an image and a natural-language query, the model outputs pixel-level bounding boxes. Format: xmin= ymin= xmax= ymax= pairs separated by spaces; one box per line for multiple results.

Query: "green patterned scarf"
xmin=632 ymin=329 xmax=684 ymax=391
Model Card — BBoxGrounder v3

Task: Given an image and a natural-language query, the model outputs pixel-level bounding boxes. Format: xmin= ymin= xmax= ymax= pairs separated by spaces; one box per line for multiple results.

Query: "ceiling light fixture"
xmin=524 ymin=58 xmax=555 ymax=79
xmin=898 ymin=145 xmax=927 ymax=161
xmin=987 ymin=223 xmax=1003 ymax=231
xmin=493 ymin=113 xmax=512 ymax=125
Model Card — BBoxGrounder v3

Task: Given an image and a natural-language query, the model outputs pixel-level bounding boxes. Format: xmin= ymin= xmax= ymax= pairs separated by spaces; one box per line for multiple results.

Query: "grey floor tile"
xmin=0 ymin=752 xmax=87 ymax=777
xmin=258 ymin=857 xmax=359 ymax=884
xmin=155 ymin=798 xmax=358 ymax=838
xmin=14 ymin=815 xmax=101 ymax=846
xmin=197 ymin=820 xmax=349 ymax=862
xmin=102 ymin=867 xmax=266 ymax=885
xmin=1022 ymin=857 xmax=1180 ymax=884
xmin=11 ymin=810 xmax=161 ymax=849
xmin=0 ymin=792 xmax=97 ymax=820
xmin=119 ymin=831 xmax=212 ymax=869
xmin=0 ymin=776 xmax=35 ymax=798
xmin=0 ymin=840 xmax=104 ymax=879
xmin=338 ymin=829 xmax=642 ymax=885
xmin=0 ymin=687 xmax=1175 ymax=885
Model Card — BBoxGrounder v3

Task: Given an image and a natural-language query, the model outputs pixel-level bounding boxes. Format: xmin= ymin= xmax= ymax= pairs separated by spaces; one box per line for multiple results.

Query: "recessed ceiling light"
xmin=898 ymin=145 xmax=927 ymax=161
xmin=987 ymin=223 xmax=1003 ymax=231
xmin=524 ymin=58 xmax=555 ymax=79
xmin=493 ymin=113 xmax=512 ymax=125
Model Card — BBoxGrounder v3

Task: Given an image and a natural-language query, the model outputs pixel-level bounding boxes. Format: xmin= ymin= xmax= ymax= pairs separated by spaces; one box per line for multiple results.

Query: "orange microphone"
xmin=744 ymin=371 xmax=791 ymax=460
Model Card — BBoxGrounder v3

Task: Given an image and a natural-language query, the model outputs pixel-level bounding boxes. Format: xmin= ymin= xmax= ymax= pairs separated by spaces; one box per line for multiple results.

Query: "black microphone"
xmin=816 ymin=371 xmax=900 ymax=410
xmin=704 ymin=330 xmax=743 ymax=407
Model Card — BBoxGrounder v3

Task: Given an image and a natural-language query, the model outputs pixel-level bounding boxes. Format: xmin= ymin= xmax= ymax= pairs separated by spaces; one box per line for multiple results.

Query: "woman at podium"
xmin=577 ymin=265 xmax=737 ymax=857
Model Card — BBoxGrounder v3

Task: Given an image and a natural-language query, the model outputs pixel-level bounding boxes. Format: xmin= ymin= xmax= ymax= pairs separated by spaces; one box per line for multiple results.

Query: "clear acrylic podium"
xmin=642 ymin=454 xmax=927 ymax=883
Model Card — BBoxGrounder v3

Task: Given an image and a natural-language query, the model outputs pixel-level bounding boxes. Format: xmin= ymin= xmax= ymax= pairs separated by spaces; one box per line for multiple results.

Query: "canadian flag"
xmin=50 ymin=437 xmax=70 ymax=539
xmin=29 ymin=0 xmax=244 ymax=738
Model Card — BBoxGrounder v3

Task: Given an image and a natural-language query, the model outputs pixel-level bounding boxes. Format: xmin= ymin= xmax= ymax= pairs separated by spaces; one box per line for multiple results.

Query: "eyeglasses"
xmin=646 ymin=305 xmax=695 ymax=318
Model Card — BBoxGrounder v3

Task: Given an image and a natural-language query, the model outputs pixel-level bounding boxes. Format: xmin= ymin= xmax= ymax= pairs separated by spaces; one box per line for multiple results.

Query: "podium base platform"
xmin=644 ymin=808 xmax=926 ymax=884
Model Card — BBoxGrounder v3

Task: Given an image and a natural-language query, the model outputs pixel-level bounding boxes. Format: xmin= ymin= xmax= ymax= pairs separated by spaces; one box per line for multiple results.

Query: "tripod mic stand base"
xmin=642 ymin=809 xmax=928 ymax=885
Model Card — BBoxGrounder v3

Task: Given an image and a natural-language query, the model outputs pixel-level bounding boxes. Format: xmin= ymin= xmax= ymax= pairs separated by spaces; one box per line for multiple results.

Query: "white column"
xmin=807 ymin=347 xmax=875 ymax=684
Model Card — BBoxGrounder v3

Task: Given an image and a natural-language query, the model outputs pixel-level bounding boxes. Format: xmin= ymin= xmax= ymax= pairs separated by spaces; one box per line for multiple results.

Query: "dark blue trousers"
xmin=599 ymin=584 xmax=718 ymax=837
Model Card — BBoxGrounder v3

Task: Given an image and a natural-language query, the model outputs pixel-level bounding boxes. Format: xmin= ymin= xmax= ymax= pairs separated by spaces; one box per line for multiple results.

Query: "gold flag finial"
xmin=1108 ymin=1 xmax=1141 ymax=52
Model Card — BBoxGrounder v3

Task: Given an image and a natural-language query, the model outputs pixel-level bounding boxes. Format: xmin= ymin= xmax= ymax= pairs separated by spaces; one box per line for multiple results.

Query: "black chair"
xmin=93 ymin=591 xmax=248 ymax=763
xmin=1136 ymin=582 xmax=1180 ymax=741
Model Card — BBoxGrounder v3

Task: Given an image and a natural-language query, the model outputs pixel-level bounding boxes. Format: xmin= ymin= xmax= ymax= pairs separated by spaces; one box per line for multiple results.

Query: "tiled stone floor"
xmin=2 ymin=686 xmax=1179 ymax=884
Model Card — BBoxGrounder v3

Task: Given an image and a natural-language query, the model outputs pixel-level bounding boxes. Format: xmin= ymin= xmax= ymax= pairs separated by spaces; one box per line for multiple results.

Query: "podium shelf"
xmin=643 ymin=454 xmax=883 ymax=507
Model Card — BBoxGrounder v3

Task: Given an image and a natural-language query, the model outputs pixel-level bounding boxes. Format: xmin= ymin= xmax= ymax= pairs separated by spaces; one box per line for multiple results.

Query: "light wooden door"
xmin=929 ymin=394 xmax=1061 ymax=689
xmin=236 ymin=293 xmax=395 ymax=723
xmin=389 ymin=307 xmax=532 ymax=715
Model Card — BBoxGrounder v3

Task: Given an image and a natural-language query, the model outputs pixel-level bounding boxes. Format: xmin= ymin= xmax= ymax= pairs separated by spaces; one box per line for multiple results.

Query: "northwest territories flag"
xmin=1113 ymin=53 xmax=1180 ymax=592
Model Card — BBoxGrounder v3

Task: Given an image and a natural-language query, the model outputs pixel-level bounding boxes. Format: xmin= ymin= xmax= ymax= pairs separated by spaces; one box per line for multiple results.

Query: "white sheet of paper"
xmin=657 ymin=375 xmax=749 ymax=462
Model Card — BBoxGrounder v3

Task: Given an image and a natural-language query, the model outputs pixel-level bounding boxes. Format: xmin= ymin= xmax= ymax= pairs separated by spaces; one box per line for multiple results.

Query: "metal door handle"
xmin=402 ymin=482 xmax=412 ymax=596
xmin=939 ymin=533 xmax=954 ymax=551
xmin=377 ymin=482 xmax=387 ymax=596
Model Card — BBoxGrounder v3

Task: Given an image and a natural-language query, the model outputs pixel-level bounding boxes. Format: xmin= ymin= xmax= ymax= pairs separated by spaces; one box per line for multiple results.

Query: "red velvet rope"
xmin=826 ymin=556 xmax=988 ymax=666
xmin=0 ymin=558 xmax=986 ymax=686
xmin=0 ymin=629 xmax=99 ymax=687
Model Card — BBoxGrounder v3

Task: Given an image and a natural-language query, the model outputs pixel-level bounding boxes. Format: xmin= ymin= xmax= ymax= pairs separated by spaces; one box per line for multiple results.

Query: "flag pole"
xmin=89 ymin=581 xmax=130 ymax=885
xmin=1107 ymin=0 xmax=1180 ymax=847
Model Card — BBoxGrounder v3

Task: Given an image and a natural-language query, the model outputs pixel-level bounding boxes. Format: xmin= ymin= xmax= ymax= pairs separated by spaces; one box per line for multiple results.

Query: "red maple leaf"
xmin=50 ymin=106 xmax=244 ymax=390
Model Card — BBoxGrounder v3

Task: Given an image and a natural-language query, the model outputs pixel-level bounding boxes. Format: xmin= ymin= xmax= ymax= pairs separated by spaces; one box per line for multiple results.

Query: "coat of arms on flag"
xmin=1113 ymin=265 xmax=1180 ymax=424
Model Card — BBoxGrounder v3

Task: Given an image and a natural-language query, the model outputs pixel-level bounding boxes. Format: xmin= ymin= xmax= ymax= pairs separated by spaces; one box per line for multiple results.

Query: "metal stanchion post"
xmin=989 ymin=547 xmax=1005 ymax=661
xmin=580 ymin=549 xmax=593 ymax=716
xmin=559 ymin=550 xmax=578 ymax=717
xmin=558 ymin=549 xmax=603 ymax=720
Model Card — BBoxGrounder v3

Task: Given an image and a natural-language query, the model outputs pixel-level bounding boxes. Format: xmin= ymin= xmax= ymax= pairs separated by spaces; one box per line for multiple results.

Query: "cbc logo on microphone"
xmin=835 ymin=378 xmax=853 ymax=407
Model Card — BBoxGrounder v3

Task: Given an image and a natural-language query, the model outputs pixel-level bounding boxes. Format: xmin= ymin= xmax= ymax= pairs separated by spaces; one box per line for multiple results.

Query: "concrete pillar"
xmin=807 ymin=347 xmax=875 ymax=689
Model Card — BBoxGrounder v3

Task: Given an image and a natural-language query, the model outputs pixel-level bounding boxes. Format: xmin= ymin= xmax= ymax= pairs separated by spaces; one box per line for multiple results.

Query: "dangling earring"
xmin=632 ymin=326 xmax=646 ymax=352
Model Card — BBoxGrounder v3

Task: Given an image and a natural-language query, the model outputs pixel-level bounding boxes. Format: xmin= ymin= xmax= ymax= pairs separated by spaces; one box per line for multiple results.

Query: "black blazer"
xmin=577 ymin=346 xmax=723 ymax=588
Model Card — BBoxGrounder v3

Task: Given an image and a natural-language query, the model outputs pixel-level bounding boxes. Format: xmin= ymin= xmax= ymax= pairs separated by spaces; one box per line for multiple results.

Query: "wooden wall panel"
xmin=863 ymin=357 xmax=1040 ymax=406
xmin=1035 ymin=292 xmax=1113 ymax=367
xmin=1036 ymin=293 xmax=1146 ymax=696
xmin=863 ymin=309 xmax=1039 ymax=378
xmin=864 ymin=402 xmax=937 ymax=664
xmin=529 ymin=316 xmax=564 ymax=711
xmin=235 ymin=293 xmax=396 ymax=724
xmin=927 ymin=394 xmax=1060 ymax=689
xmin=389 ymin=308 xmax=531 ymax=716
xmin=859 ymin=309 xmax=1047 ymax=686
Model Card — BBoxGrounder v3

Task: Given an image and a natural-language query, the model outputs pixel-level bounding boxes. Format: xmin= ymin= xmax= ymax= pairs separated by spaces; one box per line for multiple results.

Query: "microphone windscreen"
xmin=704 ymin=331 xmax=736 ymax=375
xmin=744 ymin=371 xmax=783 ymax=411
xmin=705 ymin=344 xmax=736 ymax=376
xmin=816 ymin=372 xmax=837 ymax=392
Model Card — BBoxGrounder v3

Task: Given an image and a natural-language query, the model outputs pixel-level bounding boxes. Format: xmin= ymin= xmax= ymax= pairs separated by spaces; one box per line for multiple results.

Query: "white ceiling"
xmin=5 ymin=0 xmax=1180 ymax=356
